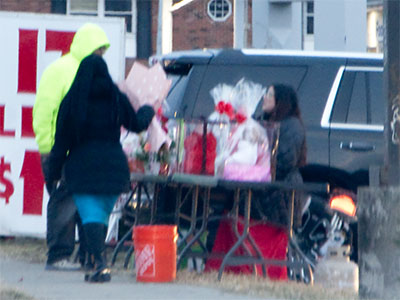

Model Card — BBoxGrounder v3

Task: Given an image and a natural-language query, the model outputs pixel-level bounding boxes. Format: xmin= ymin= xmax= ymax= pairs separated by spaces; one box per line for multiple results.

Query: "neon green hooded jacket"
xmin=33 ymin=23 xmax=110 ymax=154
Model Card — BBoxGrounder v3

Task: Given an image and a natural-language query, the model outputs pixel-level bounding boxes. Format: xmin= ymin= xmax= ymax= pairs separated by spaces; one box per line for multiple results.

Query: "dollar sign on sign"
xmin=0 ymin=157 xmax=14 ymax=204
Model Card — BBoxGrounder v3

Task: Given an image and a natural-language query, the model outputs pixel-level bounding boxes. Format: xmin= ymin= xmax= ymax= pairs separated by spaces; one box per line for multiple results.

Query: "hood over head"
xmin=70 ymin=23 xmax=110 ymax=61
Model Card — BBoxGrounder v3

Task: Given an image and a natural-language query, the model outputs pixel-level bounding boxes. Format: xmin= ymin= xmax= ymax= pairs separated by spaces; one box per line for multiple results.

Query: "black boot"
xmin=77 ymin=217 xmax=95 ymax=271
xmin=83 ymin=223 xmax=111 ymax=283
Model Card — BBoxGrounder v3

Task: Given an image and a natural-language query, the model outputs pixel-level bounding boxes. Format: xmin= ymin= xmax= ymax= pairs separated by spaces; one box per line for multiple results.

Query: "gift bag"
xmin=178 ymin=120 xmax=217 ymax=175
xmin=204 ymin=217 xmax=288 ymax=281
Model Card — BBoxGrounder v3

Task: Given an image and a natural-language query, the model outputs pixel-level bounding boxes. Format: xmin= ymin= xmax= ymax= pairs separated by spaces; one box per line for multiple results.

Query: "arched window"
xmin=207 ymin=0 xmax=232 ymax=22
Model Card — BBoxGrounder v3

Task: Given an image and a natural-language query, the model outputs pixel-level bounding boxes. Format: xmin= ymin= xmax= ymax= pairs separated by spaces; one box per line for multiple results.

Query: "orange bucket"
xmin=133 ymin=225 xmax=178 ymax=282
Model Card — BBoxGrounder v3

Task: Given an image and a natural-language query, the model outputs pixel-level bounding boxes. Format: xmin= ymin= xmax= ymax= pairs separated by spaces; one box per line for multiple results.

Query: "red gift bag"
xmin=183 ymin=132 xmax=216 ymax=175
xmin=205 ymin=217 xmax=288 ymax=281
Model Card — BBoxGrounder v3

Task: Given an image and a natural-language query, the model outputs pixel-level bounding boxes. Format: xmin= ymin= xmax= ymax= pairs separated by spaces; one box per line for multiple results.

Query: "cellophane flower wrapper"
xmin=120 ymin=129 xmax=147 ymax=173
xmin=208 ymin=83 xmax=236 ymax=175
xmin=118 ymin=62 xmax=172 ymax=153
xmin=221 ymin=79 xmax=273 ymax=182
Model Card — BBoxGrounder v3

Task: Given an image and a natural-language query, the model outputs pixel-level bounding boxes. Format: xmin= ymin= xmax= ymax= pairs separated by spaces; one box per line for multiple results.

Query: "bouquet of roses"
xmin=119 ymin=61 xmax=172 ymax=153
xmin=180 ymin=84 xmax=235 ymax=176
xmin=119 ymin=62 xmax=177 ymax=175
xmin=220 ymin=78 xmax=273 ymax=182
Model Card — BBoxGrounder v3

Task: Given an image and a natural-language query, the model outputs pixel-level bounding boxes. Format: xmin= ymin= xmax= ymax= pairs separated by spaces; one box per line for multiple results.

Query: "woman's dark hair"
xmin=57 ymin=54 xmax=119 ymax=143
xmin=265 ymin=83 xmax=307 ymax=167
xmin=268 ymin=84 xmax=302 ymax=122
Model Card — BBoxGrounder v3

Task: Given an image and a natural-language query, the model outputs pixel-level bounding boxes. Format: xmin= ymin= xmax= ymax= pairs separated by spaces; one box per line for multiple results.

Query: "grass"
xmin=0 ymin=237 xmax=359 ymax=300
xmin=176 ymin=270 xmax=358 ymax=300
xmin=0 ymin=285 xmax=36 ymax=300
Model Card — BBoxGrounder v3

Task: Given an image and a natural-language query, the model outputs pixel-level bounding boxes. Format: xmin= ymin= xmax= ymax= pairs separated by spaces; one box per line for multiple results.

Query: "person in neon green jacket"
xmin=33 ymin=23 xmax=110 ymax=271
xmin=33 ymin=23 xmax=110 ymax=154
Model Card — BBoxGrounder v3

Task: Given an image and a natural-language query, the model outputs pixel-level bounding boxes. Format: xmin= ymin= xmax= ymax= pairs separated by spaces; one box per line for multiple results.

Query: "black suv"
xmin=151 ymin=48 xmax=384 ymax=191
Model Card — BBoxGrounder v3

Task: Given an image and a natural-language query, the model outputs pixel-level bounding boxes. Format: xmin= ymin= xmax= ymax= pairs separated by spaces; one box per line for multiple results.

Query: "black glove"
xmin=136 ymin=105 xmax=155 ymax=131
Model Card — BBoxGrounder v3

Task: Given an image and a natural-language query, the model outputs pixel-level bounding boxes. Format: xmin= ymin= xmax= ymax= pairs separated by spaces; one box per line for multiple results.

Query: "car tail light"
xmin=329 ymin=194 xmax=356 ymax=217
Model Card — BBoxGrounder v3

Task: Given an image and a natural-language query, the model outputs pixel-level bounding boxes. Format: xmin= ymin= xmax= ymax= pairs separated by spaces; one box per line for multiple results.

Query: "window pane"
xmin=307 ymin=2 xmax=314 ymax=13
xmin=106 ymin=0 xmax=131 ymax=12
xmin=70 ymin=0 xmax=97 ymax=12
xmin=307 ymin=16 xmax=314 ymax=34
xmin=192 ymin=65 xmax=307 ymax=119
xmin=369 ymin=72 xmax=384 ymax=125
xmin=347 ymin=72 xmax=367 ymax=124
xmin=105 ymin=13 xmax=132 ymax=32
xmin=331 ymin=71 xmax=355 ymax=123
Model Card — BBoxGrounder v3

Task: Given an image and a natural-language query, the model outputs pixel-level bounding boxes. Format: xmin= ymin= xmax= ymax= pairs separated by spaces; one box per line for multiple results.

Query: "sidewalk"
xmin=0 ymin=255 xmax=268 ymax=300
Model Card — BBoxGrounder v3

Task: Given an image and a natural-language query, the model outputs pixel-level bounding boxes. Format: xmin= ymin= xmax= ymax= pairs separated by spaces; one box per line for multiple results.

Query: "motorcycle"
xmin=288 ymin=188 xmax=357 ymax=284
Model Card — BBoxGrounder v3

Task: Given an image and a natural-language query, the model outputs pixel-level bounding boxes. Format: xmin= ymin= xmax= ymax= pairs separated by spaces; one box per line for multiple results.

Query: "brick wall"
xmin=172 ymin=0 xmax=233 ymax=51
xmin=0 ymin=0 xmax=51 ymax=13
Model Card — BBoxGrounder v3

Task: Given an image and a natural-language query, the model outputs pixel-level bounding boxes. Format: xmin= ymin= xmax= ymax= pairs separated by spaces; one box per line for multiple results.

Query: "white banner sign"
xmin=0 ymin=12 xmax=125 ymax=237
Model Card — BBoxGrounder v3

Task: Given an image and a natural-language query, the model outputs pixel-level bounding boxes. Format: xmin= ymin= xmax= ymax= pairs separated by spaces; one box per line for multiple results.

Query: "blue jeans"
xmin=73 ymin=194 xmax=119 ymax=225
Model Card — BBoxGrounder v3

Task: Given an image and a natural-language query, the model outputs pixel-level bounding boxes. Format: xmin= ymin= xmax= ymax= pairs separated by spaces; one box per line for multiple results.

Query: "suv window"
xmin=165 ymin=73 xmax=190 ymax=117
xmin=331 ymin=68 xmax=383 ymax=126
xmin=191 ymin=65 xmax=307 ymax=118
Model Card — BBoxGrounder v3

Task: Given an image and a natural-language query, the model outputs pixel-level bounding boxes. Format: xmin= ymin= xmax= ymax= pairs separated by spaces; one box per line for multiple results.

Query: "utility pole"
xmin=156 ymin=0 xmax=163 ymax=55
xmin=156 ymin=0 xmax=172 ymax=55
xmin=384 ymin=0 xmax=400 ymax=185
xmin=233 ymin=0 xmax=248 ymax=48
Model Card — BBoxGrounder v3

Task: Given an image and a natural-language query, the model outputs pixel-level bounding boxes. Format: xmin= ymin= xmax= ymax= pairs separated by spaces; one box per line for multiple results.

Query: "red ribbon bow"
xmin=215 ymin=101 xmax=235 ymax=120
xmin=235 ymin=112 xmax=247 ymax=124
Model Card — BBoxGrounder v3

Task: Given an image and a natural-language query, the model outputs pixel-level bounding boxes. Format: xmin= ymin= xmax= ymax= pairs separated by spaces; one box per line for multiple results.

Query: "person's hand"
xmin=137 ymin=105 xmax=155 ymax=131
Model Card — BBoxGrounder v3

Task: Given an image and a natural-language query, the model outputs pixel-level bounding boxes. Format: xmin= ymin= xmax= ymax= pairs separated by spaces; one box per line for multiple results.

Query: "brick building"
xmin=169 ymin=0 xmax=235 ymax=51
xmin=0 ymin=0 xmax=239 ymax=60
xmin=1 ymin=1 xmax=377 ymax=57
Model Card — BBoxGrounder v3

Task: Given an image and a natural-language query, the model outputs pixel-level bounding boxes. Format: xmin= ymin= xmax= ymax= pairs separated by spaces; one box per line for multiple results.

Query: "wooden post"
xmin=358 ymin=2 xmax=400 ymax=299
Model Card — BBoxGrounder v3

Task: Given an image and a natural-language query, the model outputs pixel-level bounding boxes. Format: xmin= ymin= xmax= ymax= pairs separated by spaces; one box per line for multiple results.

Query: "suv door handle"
xmin=340 ymin=141 xmax=375 ymax=152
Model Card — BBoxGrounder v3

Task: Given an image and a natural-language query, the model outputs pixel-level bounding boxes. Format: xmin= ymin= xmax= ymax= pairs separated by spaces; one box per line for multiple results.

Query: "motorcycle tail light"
xmin=329 ymin=194 xmax=356 ymax=217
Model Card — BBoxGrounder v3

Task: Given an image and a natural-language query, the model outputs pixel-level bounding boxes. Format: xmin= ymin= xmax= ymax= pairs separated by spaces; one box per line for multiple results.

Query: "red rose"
xmin=216 ymin=101 xmax=226 ymax=114
xmin=224 ymin=103 xmax=235 ymax=120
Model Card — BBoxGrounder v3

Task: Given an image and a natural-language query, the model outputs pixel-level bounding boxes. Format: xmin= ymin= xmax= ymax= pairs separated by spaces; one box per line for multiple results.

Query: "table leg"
xmin=177 ymin=185 xmax=199 ymax=268
xmin=135 ymin=183 xmax=142 ymax=225
xmin=177 ymin=186 xmax=197 ymax=248
xmin=218 ymin=189 xmax=252 ymax=280
xmin=124 ymin=245 xmax=134 ymax=269
xmin=110 ymin=226 xmax=133 ymax=266
xmin=288 ymin=189 xmax=295 ymax=239
xmin=245 ymin=231 xmax=267 ymax=278
xmin=175 ymin=184 xmax=182 ymax=226
xmin=196 ymin=187 xmax=210 ymax=254
xmin=110 ymin=186 xmax=137 ymax=266
xmin=150 ymin=183 xmax=160 ymax=224
xmin=229 ymin=189 xmax=257 ymax=275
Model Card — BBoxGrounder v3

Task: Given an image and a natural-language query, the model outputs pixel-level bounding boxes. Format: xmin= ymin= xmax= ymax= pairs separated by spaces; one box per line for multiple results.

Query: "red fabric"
xmin=183 ymin=132 xmax=216 ymax=175
xmin=205 ymin=218 xmax=288 ymax=281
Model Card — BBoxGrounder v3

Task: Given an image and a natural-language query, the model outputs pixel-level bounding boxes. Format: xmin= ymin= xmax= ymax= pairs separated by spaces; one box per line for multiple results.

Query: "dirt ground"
xmin=0 ymin=237 xmax=359 ymax=300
